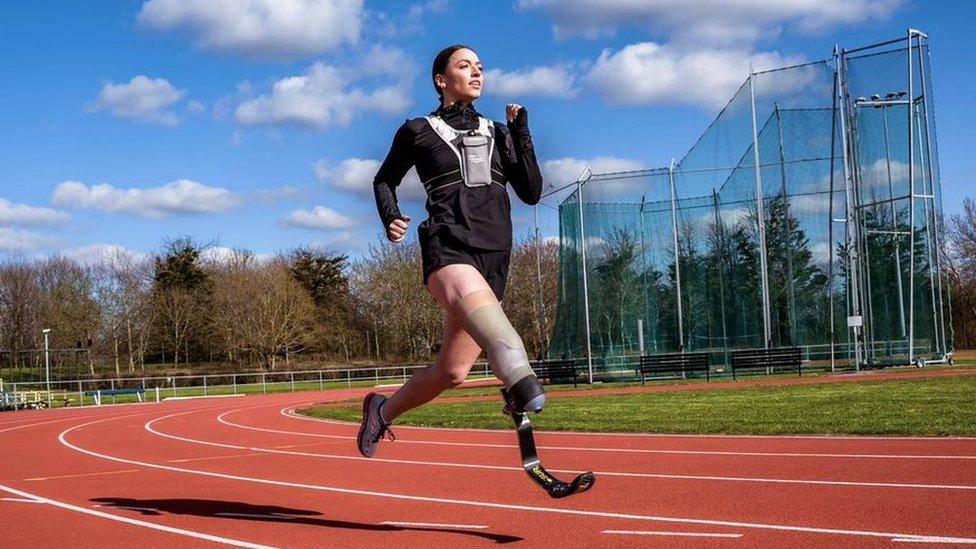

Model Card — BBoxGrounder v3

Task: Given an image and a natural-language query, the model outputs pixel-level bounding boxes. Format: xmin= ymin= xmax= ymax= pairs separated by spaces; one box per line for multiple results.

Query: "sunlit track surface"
xmin=2 ymin=390 xmax=975 ymax=547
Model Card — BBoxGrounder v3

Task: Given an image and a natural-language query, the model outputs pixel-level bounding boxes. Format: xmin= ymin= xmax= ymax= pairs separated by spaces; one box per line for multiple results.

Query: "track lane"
xmin=4 ymin=390 xmax=976 ymax=547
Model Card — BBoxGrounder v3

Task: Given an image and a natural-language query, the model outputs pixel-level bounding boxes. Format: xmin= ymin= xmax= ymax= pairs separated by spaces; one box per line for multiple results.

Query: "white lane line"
xmin=275 ymin=409 xmax=976 ymax=460
xmin=210 ymin=412 xmax=976 ymax=492
xmin=381 ymin=521 xmax=488 ymax=529
xmin=892 ymin=536 xmax=976 ymax=544
xmin=1 ymin=497 xmax=44 ymax=504
xmin=602 ymin=530 xmax=742 ymax=538
xmin=281 ymin=406 xmax=976 ymax=441
xmin=59 ymin=412 xmax=976 ymax=545
xmin=0 ymin=483 xmax=275 ymax=549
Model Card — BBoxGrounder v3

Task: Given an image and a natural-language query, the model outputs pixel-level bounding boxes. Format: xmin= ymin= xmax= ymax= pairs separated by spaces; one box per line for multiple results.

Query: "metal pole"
xmin=533 ymin=204 xmax=548 ymax=358
xmin=774 ymin=104 xmax=798 ymax=345
xmin=43 ymin=329 xmax=51 ymax=408
xmin=881 ymin=102 xmax=908 ymax=340
xmin=916 ymin=34 xmax=949 ymax=359
xmin=639 ymin=194 xmax=650 ymax=353
xmin=835 ymin=46 xmax=864 ymax=369
xmin=915 ymin=102 xmax=939 ymax=357
xmin=667 ymin=159 xmax=685 ymax=351
xmin=828 ymin=69 xmax=838 ymax=372
xmin=638 ymin=319 xmax=645 ymax=355
xmin=907 ymin=30 xmax=917 ymax=366
xmin=576 ymin=168 xmax=595 ymax=383
xmin=749 ymin=70 xmax=773 ymax=348
xmin=713 ymin=189 xmax=730 ymax=365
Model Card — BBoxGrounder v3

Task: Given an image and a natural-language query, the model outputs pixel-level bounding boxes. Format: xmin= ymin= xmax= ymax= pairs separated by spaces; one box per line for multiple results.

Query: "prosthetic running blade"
xmin=501 ymin=389 xmax=595 ymax=499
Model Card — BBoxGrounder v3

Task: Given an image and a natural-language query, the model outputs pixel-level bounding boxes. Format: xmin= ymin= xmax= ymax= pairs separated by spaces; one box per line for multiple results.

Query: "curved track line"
xmin=55 ymin=410 xmax=976 ymax=544
xmin=0 ymin=483 xmax=274 ymax=549
xmin=275 ymin=408 xmax=976 ymax=460
xmin=210 ymin=409 xmax=976 ymax=492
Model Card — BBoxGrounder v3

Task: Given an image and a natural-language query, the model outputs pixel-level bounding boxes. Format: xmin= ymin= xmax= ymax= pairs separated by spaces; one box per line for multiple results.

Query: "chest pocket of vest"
xmin=460 ymin=133 xmax=491 ymax=187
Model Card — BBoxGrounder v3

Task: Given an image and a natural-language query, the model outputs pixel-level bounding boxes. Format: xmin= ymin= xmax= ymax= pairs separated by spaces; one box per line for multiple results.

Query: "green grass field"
xmin=302 ymin=370 xmax=976 ymax=436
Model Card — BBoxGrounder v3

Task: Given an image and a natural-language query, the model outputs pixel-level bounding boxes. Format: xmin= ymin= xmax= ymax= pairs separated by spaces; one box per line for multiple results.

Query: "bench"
xmin=5 ymin=391 xmax=73 ymax=409
xmin=85 ymin=386 xmax=146 ymax=406
xmin=730 ymin=347 xmax=802 ymax=380
xmin=637 ymin=352 xmax=710 ymax=384
xmin=531 ymin=359 xmax=580 ymax=387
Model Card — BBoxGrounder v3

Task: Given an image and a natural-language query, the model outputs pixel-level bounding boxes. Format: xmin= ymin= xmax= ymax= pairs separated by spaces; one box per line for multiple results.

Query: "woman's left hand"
xmin=506 ymin=103 xmax=523 ymax=123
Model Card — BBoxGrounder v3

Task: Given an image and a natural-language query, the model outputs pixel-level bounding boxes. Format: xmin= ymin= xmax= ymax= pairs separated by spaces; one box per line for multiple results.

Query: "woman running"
xmin=359 ymin=44 xmax=547 ymax=457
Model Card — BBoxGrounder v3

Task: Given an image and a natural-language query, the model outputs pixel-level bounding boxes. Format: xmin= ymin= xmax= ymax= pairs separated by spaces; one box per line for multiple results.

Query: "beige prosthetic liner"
xmin=457 ymin=289 xmax=546 ymax=412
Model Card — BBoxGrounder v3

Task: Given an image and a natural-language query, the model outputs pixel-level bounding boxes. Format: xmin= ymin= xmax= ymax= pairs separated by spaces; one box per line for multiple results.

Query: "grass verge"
xmin=302 ymin=373 xmax=976 ymax=436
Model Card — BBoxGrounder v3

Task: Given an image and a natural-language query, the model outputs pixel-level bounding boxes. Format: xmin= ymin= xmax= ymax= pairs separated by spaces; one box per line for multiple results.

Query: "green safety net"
xmin=548 ymin=36 xmax=951 ymax=372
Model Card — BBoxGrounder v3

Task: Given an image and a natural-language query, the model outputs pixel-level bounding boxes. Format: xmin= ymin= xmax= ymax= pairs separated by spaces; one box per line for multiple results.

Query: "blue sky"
xmin=0 ymin=0 xmax=973 ymax=262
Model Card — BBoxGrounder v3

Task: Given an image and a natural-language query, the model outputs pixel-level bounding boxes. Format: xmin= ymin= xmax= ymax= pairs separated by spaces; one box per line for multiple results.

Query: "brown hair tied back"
xmin=431 ymin=44 xmax=472 ymax=99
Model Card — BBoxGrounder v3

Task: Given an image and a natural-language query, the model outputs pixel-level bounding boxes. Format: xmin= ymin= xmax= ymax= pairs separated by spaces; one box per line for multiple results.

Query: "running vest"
xmin=423 ymin=115 xmax=505 ymax=191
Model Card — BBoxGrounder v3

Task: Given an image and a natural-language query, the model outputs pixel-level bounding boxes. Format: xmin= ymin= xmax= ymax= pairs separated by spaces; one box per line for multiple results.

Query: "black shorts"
xmin=420 ymin=231 xmax=511 ymax=301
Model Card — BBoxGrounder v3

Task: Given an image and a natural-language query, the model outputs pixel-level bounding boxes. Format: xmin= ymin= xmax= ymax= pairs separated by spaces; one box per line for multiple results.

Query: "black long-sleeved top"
xmin=372 ymin=102 xmax=543 ymax=251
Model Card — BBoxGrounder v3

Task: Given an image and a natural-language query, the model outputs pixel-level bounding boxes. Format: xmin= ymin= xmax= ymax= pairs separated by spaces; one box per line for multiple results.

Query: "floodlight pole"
xmin=43 ymin=328 xmax=51 ymax=408
xmin=668 ymin=158 xmax=685 ymax=351
xmin=749 ymin=69 xmax=773 ymax=348
xmin=576 ymin=167 xmax=595 ymax=383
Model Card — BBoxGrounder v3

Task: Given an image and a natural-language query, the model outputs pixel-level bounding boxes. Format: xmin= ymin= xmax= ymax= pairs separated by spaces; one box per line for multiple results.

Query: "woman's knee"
xmin=435 ymin=361 xmax=474 ymax=389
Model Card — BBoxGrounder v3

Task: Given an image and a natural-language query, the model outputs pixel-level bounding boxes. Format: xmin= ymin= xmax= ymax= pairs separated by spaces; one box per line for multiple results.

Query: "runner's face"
xmin=438 ymin=48 xmax=482 ymax=104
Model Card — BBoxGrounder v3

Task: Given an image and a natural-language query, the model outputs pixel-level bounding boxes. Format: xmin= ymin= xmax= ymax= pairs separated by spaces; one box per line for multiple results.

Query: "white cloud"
xmin=313 ymin=158 xmax=425 ymax=201
xmin=0 ymin=228 xmax=56 ymax=252
xmin=235 ymin=61 xmax=411 ymax=128
xmin=0 ymin=198 xmax=70 ymax=226
xmin=60 ymin=244 xmax=148 ymax=267
xmin=249 ymin=185 xmax=308 ymax=203
xmin=52 ymin=179 xmax=240 ymax=218
xmin=283 ymin=206 xmax=357 ymax=230
xmin=89 ymin=75 xmax=186 ymax=126
xmin=586 ymin=43 xmax=799 ymax=108
xmin=543 ymin=156 xmax=646 ymax=185
xmin=484 ymin=65 xmax=579 ymax=98
xmin=517 ymin=0 xmax=900 ymax=45
xmin=186 ymin=99 xmax=206 ymax=114
xmin=137 ymin=0 xmax=363 ymax=58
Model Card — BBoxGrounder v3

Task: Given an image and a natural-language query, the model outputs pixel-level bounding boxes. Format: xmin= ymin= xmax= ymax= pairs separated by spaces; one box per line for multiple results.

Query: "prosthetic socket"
xmin=458 ymin=290 xmax=546 ymax=412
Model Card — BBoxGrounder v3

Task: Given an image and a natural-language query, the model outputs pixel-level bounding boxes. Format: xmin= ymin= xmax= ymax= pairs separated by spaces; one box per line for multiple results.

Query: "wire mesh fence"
xmin=543 ymin=31 xmax=951 ymax=377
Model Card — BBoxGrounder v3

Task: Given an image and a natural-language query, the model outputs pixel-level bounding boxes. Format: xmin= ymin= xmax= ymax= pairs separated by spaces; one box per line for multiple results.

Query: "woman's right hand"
xmin=387 ymin=215 xmax=411 ymax=243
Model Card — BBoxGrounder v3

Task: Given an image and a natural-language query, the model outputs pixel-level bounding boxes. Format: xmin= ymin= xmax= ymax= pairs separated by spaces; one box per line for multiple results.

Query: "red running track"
xmin=2 ymin=389 xmax=975 ymax=548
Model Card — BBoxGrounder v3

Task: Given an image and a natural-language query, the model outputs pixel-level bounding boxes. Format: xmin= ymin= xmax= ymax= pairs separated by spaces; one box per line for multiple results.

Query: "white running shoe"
xmin=357 ymin=393 xmax=393 ymax=457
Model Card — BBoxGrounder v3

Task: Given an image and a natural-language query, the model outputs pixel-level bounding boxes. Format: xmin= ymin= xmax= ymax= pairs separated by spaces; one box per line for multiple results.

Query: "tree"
xmin=505 ymin=236 xmax=558 ymax=360
xmin=948 ymin=198 xmax=976 ymax=348
xmin=152 ymin=237 xmax=211 ymax=366
xmin=289 ymin=247 xmax=355 ymax=361
xmin=36 ymin=256 xmax=100 ymax=375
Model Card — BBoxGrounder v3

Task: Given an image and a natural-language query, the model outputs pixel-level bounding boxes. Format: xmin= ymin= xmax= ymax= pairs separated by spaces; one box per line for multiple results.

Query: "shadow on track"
xmin=91 ymin=497 xmax=521 ymax=544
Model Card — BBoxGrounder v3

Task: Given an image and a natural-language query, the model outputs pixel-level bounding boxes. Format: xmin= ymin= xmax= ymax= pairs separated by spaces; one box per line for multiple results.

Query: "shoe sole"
xmin=357 ymin=393 xmax=378 ymax=458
